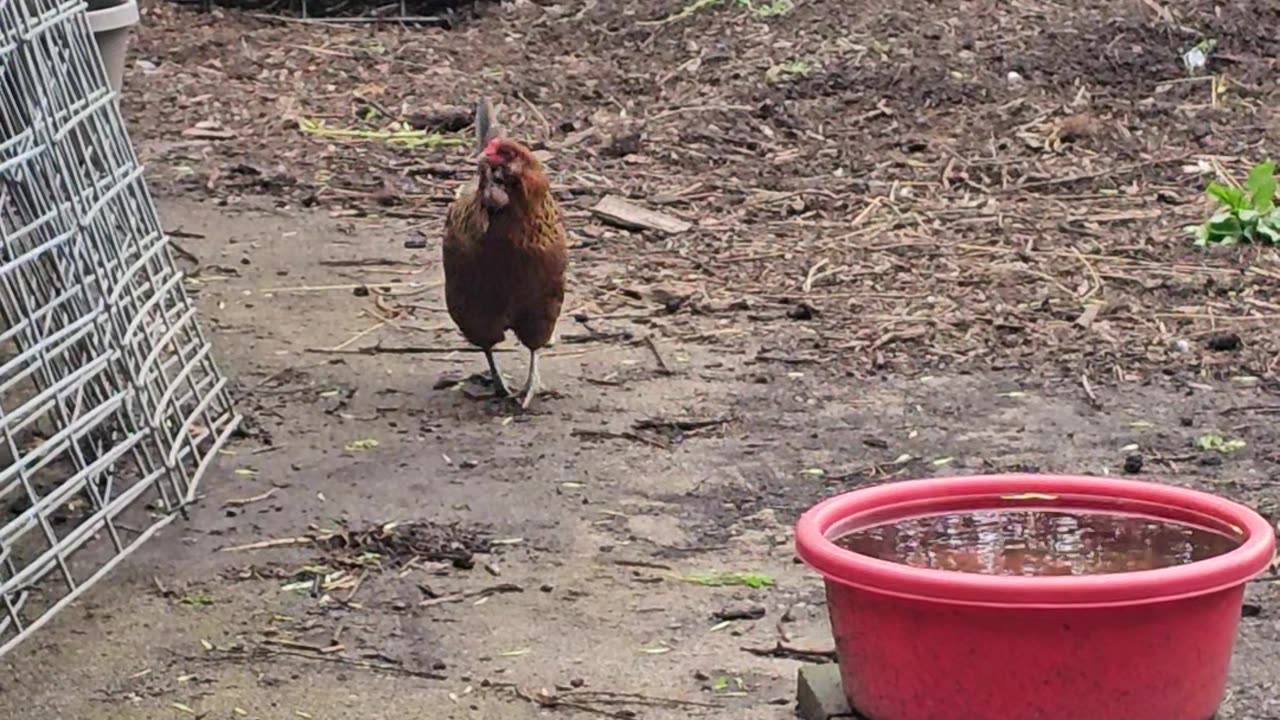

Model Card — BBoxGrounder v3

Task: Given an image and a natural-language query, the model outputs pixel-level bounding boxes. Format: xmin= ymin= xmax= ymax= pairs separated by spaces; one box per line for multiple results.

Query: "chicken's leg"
xmin=518 ymin=347 xmax=541 ymax=409
xmin=484 ymin=349 xmax=511 ymax=397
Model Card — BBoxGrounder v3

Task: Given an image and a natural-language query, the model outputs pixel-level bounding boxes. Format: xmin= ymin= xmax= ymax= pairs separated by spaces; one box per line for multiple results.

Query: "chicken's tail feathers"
xmin=475 ymin=97 xmax=499 ymax=151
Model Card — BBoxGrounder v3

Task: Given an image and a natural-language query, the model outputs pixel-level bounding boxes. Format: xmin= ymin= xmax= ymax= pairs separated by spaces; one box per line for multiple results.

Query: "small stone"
xmin=1122 ymin=454 xmax=1143 ymax=475
xmin=602 ymin=130 xmax=642 ymax=158
xmin=796 ymin=663 xmax=856 ymax=720
xmin=570 ymin=678 xmax=585 ymax=688
xmin=404 ymin=234 xmax=428 ymax=250
xmin=1206 ymin=333 xmax=1242 ymax=352
xmin=787 ymin=303 xmax=817 ymax=321
xmin=714 ymin=604 xmax=767 ymax=621
xmin=693 ymin=670 xmax=710 ymax=681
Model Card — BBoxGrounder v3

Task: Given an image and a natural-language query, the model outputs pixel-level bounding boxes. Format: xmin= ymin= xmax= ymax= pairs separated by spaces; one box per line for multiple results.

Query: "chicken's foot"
xmin=518 ymin=348 xmax=541 ymax=409
xmin=484 ymin=349 xmax=511 ymax=397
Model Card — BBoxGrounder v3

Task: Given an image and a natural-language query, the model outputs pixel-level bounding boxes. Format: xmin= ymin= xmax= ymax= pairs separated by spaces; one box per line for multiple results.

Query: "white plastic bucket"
xmin=87 ymin=0 xmax=140 ymax=94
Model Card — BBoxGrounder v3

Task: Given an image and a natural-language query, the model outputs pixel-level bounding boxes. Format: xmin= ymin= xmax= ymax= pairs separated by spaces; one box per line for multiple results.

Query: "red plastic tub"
xmin=795 ymin=474 xmax=1276 ymax=720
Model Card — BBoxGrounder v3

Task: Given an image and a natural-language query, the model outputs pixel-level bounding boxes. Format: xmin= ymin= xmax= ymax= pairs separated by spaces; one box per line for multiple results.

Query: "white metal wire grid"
xmin=0 ymin=0 xmax=239 ymax=657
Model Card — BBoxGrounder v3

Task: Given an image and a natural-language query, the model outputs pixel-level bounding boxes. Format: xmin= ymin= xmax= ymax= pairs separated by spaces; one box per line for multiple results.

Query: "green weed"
xmin=767 ymin=59 xmax=814 ymax=82
xmin=679 ymin=571 xmax=776 ymax=589
xmin=1190 ymin=160 xmax=1279 ymax=246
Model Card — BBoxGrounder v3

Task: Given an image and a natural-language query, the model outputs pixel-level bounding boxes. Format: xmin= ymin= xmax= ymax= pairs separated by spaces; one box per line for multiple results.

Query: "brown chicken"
xmin=442 ymin=98 xmax=567 ymax=408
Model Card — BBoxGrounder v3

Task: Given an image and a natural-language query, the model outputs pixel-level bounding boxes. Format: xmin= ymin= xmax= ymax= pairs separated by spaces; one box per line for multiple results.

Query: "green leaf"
xmin=1193 ymin=166 xmax=1280 ymax=247
xmin=1245 ymin=161 xmax=1276 ymax=212
xmin=1207 ymin=213 xmax=1242 ymax=239
xmin=1244 ymin=160 xmax=1274 ymax=192
xmin=1207 ymin=182 xmax=1247 ymax=210
xmin=680 ymin=571 xmax=776 ymax=589
xmin=1197 ymin=433 xmax=1247 ymax=453
xmin=179 ymin=593 xmax=215 ymax=607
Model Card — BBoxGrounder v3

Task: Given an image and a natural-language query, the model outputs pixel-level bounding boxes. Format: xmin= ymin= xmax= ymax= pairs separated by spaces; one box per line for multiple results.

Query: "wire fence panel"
xmin=0 ymin=0 xmax=239 ymax=658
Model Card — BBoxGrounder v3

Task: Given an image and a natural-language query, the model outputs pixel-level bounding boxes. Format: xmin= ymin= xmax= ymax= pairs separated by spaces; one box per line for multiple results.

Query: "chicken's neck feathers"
xmin=490 ymin=192 xmax=560 ymax=247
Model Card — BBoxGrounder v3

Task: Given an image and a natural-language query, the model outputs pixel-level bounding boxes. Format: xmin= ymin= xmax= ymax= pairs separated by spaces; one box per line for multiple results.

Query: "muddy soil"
xmin=3 ymin=0 xmax=1280 ymax=718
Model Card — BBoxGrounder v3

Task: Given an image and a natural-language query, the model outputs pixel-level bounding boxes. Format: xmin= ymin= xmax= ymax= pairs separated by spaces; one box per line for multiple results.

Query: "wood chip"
xmin=591 ymin=195 xmax=692 ymax=235
xmin=182 ymin=126 xmax=238 ymax=140
xmin=1075 ymin=302 xmax=1103 ymax=329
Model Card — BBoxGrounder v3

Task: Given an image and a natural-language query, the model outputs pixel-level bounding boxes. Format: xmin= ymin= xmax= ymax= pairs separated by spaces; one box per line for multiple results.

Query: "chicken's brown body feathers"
xmin=442 ymin=149 xmax=567 ymax=354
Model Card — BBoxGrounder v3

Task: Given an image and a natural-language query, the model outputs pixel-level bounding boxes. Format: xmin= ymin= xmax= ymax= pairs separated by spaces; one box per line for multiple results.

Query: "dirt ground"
xmin=4 ymin=0 xmax=1280 ymax=717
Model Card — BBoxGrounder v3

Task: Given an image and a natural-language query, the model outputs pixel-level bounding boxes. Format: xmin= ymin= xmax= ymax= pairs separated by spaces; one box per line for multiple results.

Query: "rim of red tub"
xmin=795 ymin=474 xmax=1277 ymax=607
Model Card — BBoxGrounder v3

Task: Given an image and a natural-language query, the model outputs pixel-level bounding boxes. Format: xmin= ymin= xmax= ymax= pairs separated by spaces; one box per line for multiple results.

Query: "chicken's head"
xmin=478 ymin=138 xmax=547 ymax=210
xmin=481 ymin=139 xmax=542 ymax=183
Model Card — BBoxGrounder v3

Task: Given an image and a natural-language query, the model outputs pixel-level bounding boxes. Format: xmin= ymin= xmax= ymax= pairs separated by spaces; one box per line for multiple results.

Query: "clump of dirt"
xmin=318 ymin=519 xmax=494 ymax=569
